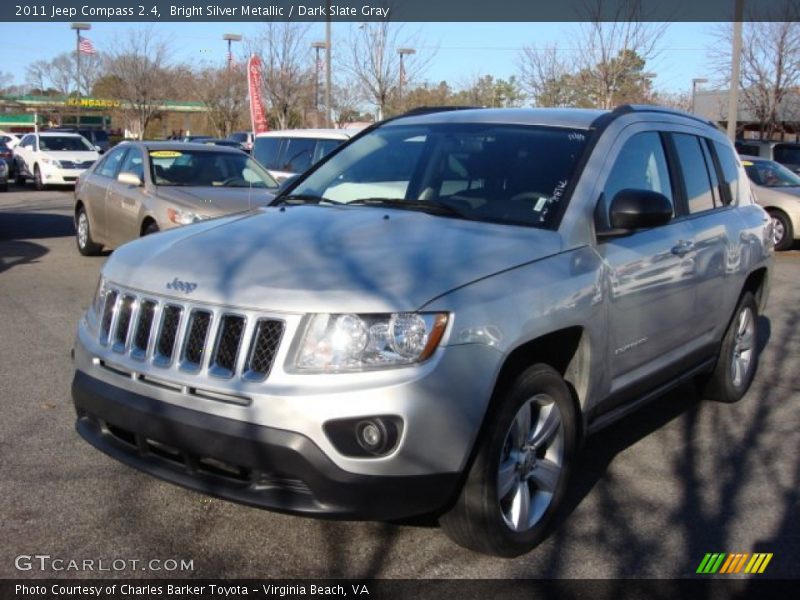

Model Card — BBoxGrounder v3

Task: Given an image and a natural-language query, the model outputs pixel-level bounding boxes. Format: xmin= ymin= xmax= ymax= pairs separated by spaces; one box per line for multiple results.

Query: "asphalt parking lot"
xmin=1 ymin=185 xmax=799 ymax=580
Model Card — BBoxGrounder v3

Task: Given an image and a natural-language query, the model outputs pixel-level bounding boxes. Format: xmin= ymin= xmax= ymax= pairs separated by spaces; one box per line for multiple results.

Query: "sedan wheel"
xmin=75 ymin=208 xmax=102 ymax=256
xmin=769 ymin=210 xmax=793 ymax=251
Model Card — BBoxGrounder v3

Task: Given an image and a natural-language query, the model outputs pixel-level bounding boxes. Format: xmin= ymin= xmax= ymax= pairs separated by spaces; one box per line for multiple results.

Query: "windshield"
xmin=774 ymin=145 xmax=800 ymax=165
xmin=286 ymin=123 xmax=589 ymax=228
xmin=149 ymin=149 xmax=279 ymax=188
xmin=39 ymin=136 xmax=94 ymax=152
xmin=744 ymin=159 xmax=800 ymax=188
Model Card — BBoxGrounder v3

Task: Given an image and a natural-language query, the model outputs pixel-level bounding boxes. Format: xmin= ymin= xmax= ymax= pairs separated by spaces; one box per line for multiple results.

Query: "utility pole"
xmin=222 ymin=34 xmax=242 ymax=136
xmin=312 ymin=41 xmax=327 ymax=128
xmin=325 ymin=3 xmax=332 ymax=128
xmin=727 ymin=0 xmax=745 ymax=142
xmin=398 ymin=48 xmax=415 ymax=112
xmin=71 ymin=22 xmax=91 ymax=128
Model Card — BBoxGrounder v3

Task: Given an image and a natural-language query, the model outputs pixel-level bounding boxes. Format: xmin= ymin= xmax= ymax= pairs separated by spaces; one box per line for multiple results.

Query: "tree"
xmin=340 ymin=22 xmax=430 ymax=119
xmin=249 ymin=22 xmax=314 ymax=130
xmin=102 ymin=28 xmax=173 ymax=139
xmin=195 ymin=64 xmax=248 ymax=136
xmin=710 ymin=19 xmax=800 ymax=140
xmin=455 ymin=75 xmax=526 ymax=108
xmin=518 ymin=0 xmax=665 ymax=108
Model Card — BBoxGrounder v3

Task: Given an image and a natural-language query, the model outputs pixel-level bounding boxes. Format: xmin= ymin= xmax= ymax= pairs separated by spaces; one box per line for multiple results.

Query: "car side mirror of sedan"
xmin=118 ymin=171 xmax=143 ymax=187
xmin=597 ymin=189 xmax=673 ymax=239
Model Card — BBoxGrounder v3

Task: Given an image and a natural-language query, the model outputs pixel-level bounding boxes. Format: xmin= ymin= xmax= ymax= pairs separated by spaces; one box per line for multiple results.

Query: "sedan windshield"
xmin=149 ymin=149 xmax=278 ymax=188
xmin=744 ymin=159 xmax=800 ymax=188
xmin=284 ymin=123 xmax=589 ymax=228
xmin=39 ymin=136 xmax=94 ymax=152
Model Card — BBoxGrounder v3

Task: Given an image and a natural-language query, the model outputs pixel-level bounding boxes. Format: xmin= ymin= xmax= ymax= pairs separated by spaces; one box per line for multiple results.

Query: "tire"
xmin=699 ymin=291 xmax=759 ymax=403
xmin=15 ymin=162 xmax=25 ymax=185
xmin=142 ymin=221 xmax=160 ymax=236
xmin=75 ymin=207 xmax=102 ymax=256
xmin=768 ymin=209 xmax=793 ymax=251
xmin=439 ymin=364 xmax=578 ymax=557
xmin=33 ymin=164 xmax=45 ymax=191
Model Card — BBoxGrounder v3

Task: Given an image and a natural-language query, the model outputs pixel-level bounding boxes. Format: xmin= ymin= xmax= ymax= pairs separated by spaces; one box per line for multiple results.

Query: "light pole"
xmin=727 ymin=0 xmax=745 ymax=142
xmin=325 ymin=3 xmax=332 ymax=128
xmin=222 ymin=34 xmax=242 ymax=137
xmin=691 ymin=78 xmax=709 ymax=115
xmin=312 ymin=41 xmax=327 ymax=128
xmin=398 ymin=48 xmax=415 ymax=111
xmin=70 ymin=22 xmax=91 ymax=128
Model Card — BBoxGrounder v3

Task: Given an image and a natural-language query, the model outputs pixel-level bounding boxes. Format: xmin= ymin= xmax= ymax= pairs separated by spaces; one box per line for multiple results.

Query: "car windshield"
xmin=284 ymin=123 xmax=589 ymax=228
xmin=229 ymin=133 xmax=248 ymax=142
xmin=774 ymin=145 xmax=800 ymax=165
xmin=39 ymin=136 xmax=94 ymax=151
xmin=149 ymin=149 xmax=278 ymax=188
xmin=744 ymin=159 xmax=800 ymax=188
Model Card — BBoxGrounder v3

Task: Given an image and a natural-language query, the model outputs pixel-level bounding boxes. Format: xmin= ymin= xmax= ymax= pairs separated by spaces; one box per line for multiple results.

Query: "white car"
xmin=14 ymin=132 xmax=100 ymax=190
xmin=0 ymin=130 xmax=21 ymax=148
xmin=252 ymin=128 xmax=360 ymax=183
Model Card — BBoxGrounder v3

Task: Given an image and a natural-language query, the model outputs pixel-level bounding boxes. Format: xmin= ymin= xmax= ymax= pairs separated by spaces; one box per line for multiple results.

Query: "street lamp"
xmin=223 ymin=33 xmax=242 ymax=70
xmin=312 ymin=41 xmax=327 ymax=127
xmin=692 ymin=77 xmax=709 ymax=115
xmin=398 ymin=48 xmax=416 ymax=109
xmin=70 ymin=22 xmax=91 ymax=127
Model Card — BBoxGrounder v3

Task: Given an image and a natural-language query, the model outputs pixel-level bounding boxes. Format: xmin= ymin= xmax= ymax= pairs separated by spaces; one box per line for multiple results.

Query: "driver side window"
xmin=599 ymin=132 xmax=673 ymax=229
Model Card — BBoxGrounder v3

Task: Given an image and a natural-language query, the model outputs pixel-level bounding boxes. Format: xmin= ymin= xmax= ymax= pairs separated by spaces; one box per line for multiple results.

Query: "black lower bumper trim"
xmin=72 ymin=370 xmax=459 ymax=520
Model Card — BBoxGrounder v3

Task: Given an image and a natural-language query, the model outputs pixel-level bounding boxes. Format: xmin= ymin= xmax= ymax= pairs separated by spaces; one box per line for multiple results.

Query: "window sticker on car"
xmin=150 ymin=151 xmax=183 ymax=158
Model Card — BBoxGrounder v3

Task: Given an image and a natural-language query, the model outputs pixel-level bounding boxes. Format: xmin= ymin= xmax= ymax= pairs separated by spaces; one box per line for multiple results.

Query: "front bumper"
xmin=41 ymin=166 xmax=88 ymax=184
xmin=72 ymin=370 xmax=460 ymax=520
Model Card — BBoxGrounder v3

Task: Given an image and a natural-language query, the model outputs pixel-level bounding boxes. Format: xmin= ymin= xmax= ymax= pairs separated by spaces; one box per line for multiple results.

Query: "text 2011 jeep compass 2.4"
xmin=72 ymin=106 xmax=772 ymax=557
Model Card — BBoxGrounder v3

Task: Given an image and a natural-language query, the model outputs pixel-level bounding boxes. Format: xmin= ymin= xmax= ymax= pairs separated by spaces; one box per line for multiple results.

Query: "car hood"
xmin=104 ymin=206 xmax=563 ymax=313
xmin=154 ymin=186 xmax=276 ymax=216
xmin=41 ymin=150 xmax=98 ymax=162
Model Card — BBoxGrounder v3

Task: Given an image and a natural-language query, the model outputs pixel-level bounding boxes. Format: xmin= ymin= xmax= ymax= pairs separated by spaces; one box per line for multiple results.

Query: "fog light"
xmin=356 ymin=419 xmax=388 ymax=455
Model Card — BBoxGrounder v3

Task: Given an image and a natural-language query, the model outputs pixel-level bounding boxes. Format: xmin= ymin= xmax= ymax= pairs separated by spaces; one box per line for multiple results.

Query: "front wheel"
xmin=33 ymin=164 xmax=46 ymax=191
xmin=768 ymin=209 xmax=793 ymax=251
xmin=75 ymin=207 xmax=102 ymax=256
xmin=439 ymin=364 xmax=578 ymax=557
xmin=699 ymin=291 xmax=759 ymax=403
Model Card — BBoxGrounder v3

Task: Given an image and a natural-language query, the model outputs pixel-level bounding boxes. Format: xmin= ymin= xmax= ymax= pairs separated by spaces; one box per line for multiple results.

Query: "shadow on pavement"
xmin=0 ymin=211 xmax=75 ymax=241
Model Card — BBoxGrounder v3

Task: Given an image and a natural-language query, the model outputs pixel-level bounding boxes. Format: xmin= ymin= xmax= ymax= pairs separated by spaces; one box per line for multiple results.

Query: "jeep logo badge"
xmin=166 ymin=277 xmax=197 ymax=294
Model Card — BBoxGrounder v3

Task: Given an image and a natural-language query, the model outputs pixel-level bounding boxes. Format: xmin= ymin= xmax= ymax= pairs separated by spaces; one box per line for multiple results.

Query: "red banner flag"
xmin=247 ymin=54 xmax=269 ymax=134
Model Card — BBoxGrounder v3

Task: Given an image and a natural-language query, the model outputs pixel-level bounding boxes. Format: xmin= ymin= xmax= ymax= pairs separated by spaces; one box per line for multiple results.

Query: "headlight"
xmin=295 ymin=312 xmax=448 ymax=372
xmin=86 ymin=276 xmax=108 ymax=334
xmin=41 ymin=157 xmax=62 ymax=168
xmin=167 ymin=207 xmax=206 ymax=225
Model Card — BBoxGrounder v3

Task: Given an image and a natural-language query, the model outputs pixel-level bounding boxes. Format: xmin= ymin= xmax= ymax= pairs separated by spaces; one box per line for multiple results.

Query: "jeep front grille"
xmin=97 ymin=286 xmax=285 ymax=382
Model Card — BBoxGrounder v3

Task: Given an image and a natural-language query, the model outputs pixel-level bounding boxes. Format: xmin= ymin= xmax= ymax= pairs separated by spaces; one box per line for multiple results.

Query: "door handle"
xmin=671 ymin=240 xmax=695 ymax=256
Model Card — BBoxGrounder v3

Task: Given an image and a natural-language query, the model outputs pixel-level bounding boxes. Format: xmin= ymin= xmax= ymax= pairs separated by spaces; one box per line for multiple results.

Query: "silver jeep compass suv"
xmin=72 ymin=105 xmax=772 ymax=557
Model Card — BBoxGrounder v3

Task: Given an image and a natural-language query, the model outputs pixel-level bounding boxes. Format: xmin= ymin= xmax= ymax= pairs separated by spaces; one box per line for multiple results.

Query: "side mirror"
xmin=604 ymin=189 xmax=672 ymax=235
xmin=94 ymin=145 xmax=104 ymax=154
xmin=117 ymin=171 xmax=142 ymax=187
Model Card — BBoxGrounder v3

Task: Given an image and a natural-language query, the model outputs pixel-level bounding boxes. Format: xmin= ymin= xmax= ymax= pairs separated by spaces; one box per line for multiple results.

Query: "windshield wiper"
xmin=348 ymin=197 xmax=468 ymax=218
xmin=273 ymin=194 xmax=343 ymax=206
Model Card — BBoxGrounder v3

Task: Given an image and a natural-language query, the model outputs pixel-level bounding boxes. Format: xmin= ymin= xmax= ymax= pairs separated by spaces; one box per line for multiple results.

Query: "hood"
xmin=42 ymin=150 xmax=98 ymax=162
xmin=104 ymin=206 xmax=563 ymax=313
xmin=154 ymin=185 xmax=276 ymax=216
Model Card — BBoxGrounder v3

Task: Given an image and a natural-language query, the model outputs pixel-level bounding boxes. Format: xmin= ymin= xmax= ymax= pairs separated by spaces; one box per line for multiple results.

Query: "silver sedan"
xmin=74 ymin=141 xmax=278 ymax=255
xmin=741 ymin=155 xmax=800 ymax=250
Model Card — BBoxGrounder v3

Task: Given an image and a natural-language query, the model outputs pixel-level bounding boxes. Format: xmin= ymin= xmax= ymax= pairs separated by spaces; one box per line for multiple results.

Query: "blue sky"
xmin=1 ymin=21 xmax=719 ymax=95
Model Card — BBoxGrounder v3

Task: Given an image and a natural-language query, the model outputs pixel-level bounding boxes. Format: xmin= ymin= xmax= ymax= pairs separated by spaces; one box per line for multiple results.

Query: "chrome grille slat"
xmin=95 ymin=286 xmax=286 ymax=386
xmin=245 ymin=320 xmax=285 ymax=380
xmin=210 ymin=315 xmax=246 ymax=378
xmin=154 ymin=305 xmax=183 ymax=366
xmin=132 ymin=300 xmax=157 ymax=360
xmin=181 ymin=310 xmax=212 ymax=371
xmin=112 ymin=295 xmax=136 ymax=352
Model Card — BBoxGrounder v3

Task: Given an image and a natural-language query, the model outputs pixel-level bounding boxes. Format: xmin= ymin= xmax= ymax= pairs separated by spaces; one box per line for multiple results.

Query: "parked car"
xmin=735 ymin=140 xmax=800 ymax=174
xmin=0 ymin=130 xmax=21 ymax=148
xmin=252 ymin=128 xmax=359 ymax=183
xmin=73 ymin=142 xmax=279 ymax=255
xmin=741 ymin=155 xmax=800 ymax=250
xmin=0 ymin=148 xmax=8 ymax=192
xmin=72 ymin=105 xmax=771 ymax=558
xmin=228 ymin=131 xmax=254 ymax=152
xmin=14 ymin=132 xmax=99 ymax=189
xmin=78 ymin=129 xmax=111 ymax=154
xmin=181 ymin=135 xmax=213 ymax=143
xmin=201 ymin=138 xmax=248 ymax=152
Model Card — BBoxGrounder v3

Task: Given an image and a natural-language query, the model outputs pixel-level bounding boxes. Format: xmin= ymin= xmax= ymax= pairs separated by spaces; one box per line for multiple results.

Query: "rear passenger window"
xmin=673 ymin=134 xmax=716 ymax=213
xmin=282 ymin=138 xmax=316 ymax=173
xmin=603 ymin=131 xmax=673 ymax=214
xmin=713 ymin=140 xmax=741 ymax=205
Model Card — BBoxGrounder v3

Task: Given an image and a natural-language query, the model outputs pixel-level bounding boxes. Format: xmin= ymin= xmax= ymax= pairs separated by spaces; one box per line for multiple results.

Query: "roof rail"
xmin=401 ymin=105 xmax=484 ymax=117
xmin=611 ymin=104 xmax=717 ymax=128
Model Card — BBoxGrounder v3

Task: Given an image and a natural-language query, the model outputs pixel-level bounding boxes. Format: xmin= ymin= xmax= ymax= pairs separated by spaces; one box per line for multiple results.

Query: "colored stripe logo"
xmin=696 ymin=553 xmax=773 ymax=574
